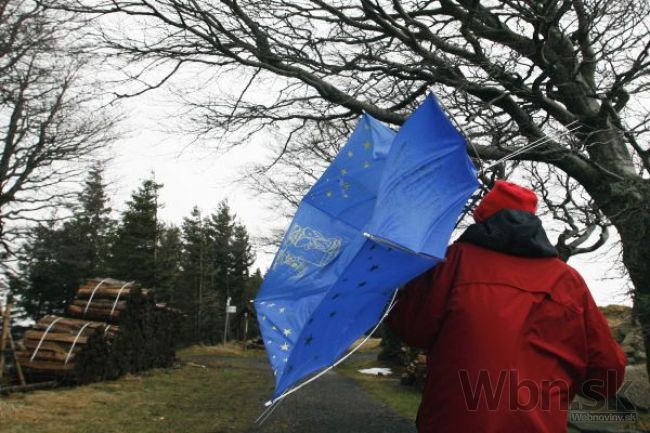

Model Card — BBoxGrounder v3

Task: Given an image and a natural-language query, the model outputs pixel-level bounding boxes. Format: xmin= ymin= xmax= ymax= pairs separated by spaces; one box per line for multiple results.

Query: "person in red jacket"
xmin=387 ymin=180 xmax=626 ymax=433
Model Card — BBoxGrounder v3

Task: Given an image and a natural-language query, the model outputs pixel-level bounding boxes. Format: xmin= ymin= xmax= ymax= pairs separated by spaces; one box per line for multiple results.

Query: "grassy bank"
xmin=334 ymin=339 xmax=420 ymax=421
xmin=0 ymin=344 xmax=271 ymax=433
xmin=336 ymin=358 xmax=421 ymax=421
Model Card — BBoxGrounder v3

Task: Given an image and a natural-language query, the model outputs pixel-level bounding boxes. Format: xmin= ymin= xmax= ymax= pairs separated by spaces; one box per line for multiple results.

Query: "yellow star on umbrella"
xmin=363 ymin=141 xmax=371 ymax=150
xmin=283 ymin=328 xmax=292 ymax=336
xmin=363 ymin=161 xmax=371 ymax=169
xmin=281 ymin=343 xmax=289 ymax=351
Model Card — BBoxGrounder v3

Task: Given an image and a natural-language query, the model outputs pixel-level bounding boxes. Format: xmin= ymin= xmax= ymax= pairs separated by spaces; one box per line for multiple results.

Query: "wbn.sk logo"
xmin=457 ymin=369 xmax=633 ymax=415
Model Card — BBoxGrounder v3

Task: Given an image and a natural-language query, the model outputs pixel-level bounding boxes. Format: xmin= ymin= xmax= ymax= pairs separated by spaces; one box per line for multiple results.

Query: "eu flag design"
xmin=255 ymin=94 xmax=479 ymax=401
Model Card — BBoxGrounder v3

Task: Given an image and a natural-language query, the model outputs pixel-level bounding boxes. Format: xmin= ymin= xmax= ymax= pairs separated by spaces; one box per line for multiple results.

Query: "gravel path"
xmin=251 ymin=356 xmax=416 ymax=433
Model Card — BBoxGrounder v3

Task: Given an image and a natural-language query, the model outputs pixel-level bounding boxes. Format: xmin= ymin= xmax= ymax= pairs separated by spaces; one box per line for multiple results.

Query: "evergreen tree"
xmin=109 ymin=177 xmax=162 ymax=287
xmin=206 ymin=201 xmax=234 ymax=299
xmin=12 ymin=166 xmax=115 ymax=319
xmin=178 ymin=206 xmax=212 ymax=340
xmin=243 ymin=268 xmax=264 ymax=339
xmin=75 ymin=163 xmax=114 ymax=276
xmin=246 ymin=268 xmax=264 ymax=304
xmin=62 ymin=163 xmax=114 ymax=279
xmin=171 ymin=201 xmax=258 ymax=344
xmin=230 ymin=224 xmax=254 ymax=309
xmin=12 ymin=223 xmax=77 ymax=318
xmin=205 ymin=201 xmax=234 ymax=338
xmin=156 ymin=225 xmax=183 ymax=303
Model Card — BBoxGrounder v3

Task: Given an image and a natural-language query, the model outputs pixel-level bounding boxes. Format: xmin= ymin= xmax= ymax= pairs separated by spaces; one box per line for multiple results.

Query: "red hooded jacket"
xmin=387 ymin=209 xmax=626 ymax=433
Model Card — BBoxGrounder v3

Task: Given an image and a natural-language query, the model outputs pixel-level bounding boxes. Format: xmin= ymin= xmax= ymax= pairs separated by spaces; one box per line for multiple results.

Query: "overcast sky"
xmin=102 ymin=84 xmax=633 ymax=308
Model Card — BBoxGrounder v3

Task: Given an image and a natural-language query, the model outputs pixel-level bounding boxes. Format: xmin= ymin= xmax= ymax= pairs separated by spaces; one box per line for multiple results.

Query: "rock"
xmin=618 ymin=364 xmax=650 ymax=411
xmin=600 ymin=305 xmax=646 ymax=366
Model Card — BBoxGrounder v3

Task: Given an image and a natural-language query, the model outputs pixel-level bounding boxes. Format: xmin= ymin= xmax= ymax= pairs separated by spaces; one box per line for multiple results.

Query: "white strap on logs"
xmin=30 ymin=317 xmax=64 ymax=361
xmin=104 ymin=325 xmax=111 ymax=336
xmin=83 ymin=279 xmax=109 ymax=316
xmin=64 ymin=322 xmax=93 ymax=366
xmin=110 ymin=281 xmax=134 ymax=317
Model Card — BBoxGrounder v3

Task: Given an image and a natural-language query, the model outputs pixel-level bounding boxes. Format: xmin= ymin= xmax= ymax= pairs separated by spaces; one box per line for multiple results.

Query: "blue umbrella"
xmin=254 ymin=93 xmax=479 ymax=405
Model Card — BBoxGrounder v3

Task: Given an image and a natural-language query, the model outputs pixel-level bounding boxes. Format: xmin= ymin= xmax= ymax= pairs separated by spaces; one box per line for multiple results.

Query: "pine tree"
xmin=62 ymin=163 xmax=114 ymax=279
xmin=76 ymin=163 xmax=114 ymax=276
xmin=109 ymin=177 xmax=162 ymax=287
xmin=172 ymin=201 xmax=258 ymax=343
xmin=206 ymin=201 xmax=234 ymax=308
xmin=178 ymin=206 xmax=211 ymax=340
xmin=12 ymin=223 xmax=76 ymax=318
xmin=230 ymin=224 xmax=254 ymax=309
xmin=156 ymin=225 xmax=183 ymax=303
xmin=246 ymin=268 xmax=264 ymax=303
xmin=12 ymin=166 xmax=115 ymax=319
xmin=243 ymin=268 xmax=264 ymax=339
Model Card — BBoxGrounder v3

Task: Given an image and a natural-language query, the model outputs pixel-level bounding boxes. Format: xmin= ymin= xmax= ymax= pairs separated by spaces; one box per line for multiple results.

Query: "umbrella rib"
xmin=264 ymin=287 xmax=401 ymax=409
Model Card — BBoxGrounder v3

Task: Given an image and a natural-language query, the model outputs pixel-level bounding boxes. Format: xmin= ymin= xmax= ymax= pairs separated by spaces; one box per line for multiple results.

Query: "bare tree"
xmin=46 ymin=0 xmax=650 ymax=375
xmin=0 ymin=0 xmax=119 ymax=267
xmin=527 ymin=164 xmax=610 ymax=261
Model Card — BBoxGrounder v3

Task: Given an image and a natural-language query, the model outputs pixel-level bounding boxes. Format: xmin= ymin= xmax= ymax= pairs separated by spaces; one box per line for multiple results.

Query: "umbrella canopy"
xmin=254 ymin=94 xmax=479 ymax=401
xmin=367 ymin=93 xmax=480 ymax=257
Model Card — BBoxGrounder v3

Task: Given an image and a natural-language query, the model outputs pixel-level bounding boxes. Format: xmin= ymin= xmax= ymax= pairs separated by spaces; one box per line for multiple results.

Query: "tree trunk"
xmin=588 ymin=178 xmax=650 ymax=379
xmin=612 ymin=204 xmax=650 ymax=380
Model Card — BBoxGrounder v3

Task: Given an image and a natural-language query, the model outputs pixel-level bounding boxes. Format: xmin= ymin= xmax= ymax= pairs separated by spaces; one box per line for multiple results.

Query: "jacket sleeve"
xmin=386 ymin=244 xmax=461 ymax=349
xmin=576 ymin=273 xmax=627 ymax=400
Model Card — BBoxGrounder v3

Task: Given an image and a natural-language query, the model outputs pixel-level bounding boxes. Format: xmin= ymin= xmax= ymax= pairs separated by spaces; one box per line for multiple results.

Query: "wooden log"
xmin=71 ymin=299 xmax=127 ymax=311
xmin=22 ymin=339 xmax=74 ymax=354
xmin=75 ymin=286 xmax=150 ymax=300
xmin=8 ymin=330 xmax=26 ymax=386
xmin=0 ymin=298 xmax=10 ymax=379
xmin=67 ymin=305 xmax=123 ymax=322
xmin=0 ymin=381 xmax=58 ymax=395
xmin=37 ymin=315 xmax=107 ymax=331
xmin=24 ymin=330 xmax=89 ymax=345
xmin=14 ymin=357 xmax=76 ymax=371
xmin=15 ymin=350 xmax=71 ymax=363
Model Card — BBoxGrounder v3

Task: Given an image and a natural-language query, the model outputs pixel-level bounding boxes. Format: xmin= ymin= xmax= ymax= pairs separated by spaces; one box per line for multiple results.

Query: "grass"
xmin=3 ymin=340 xmax=649 ymax=432
xmin=335 ymin=341 xmax=421 ymax=421
xmin=0 ymin=344 xmax=273 ymax=433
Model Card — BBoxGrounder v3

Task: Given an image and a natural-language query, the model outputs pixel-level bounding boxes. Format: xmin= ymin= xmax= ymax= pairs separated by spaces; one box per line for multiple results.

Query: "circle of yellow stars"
xmin=325 ymin=136 xmax=373 ymax=199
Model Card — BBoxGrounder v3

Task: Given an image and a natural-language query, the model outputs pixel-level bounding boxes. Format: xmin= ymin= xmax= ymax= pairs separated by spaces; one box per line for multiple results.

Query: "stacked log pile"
xmin=17 ymin=278 xmax=182 ymax=385
xmin=15 ymin=315 xmax=113 ymax=384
